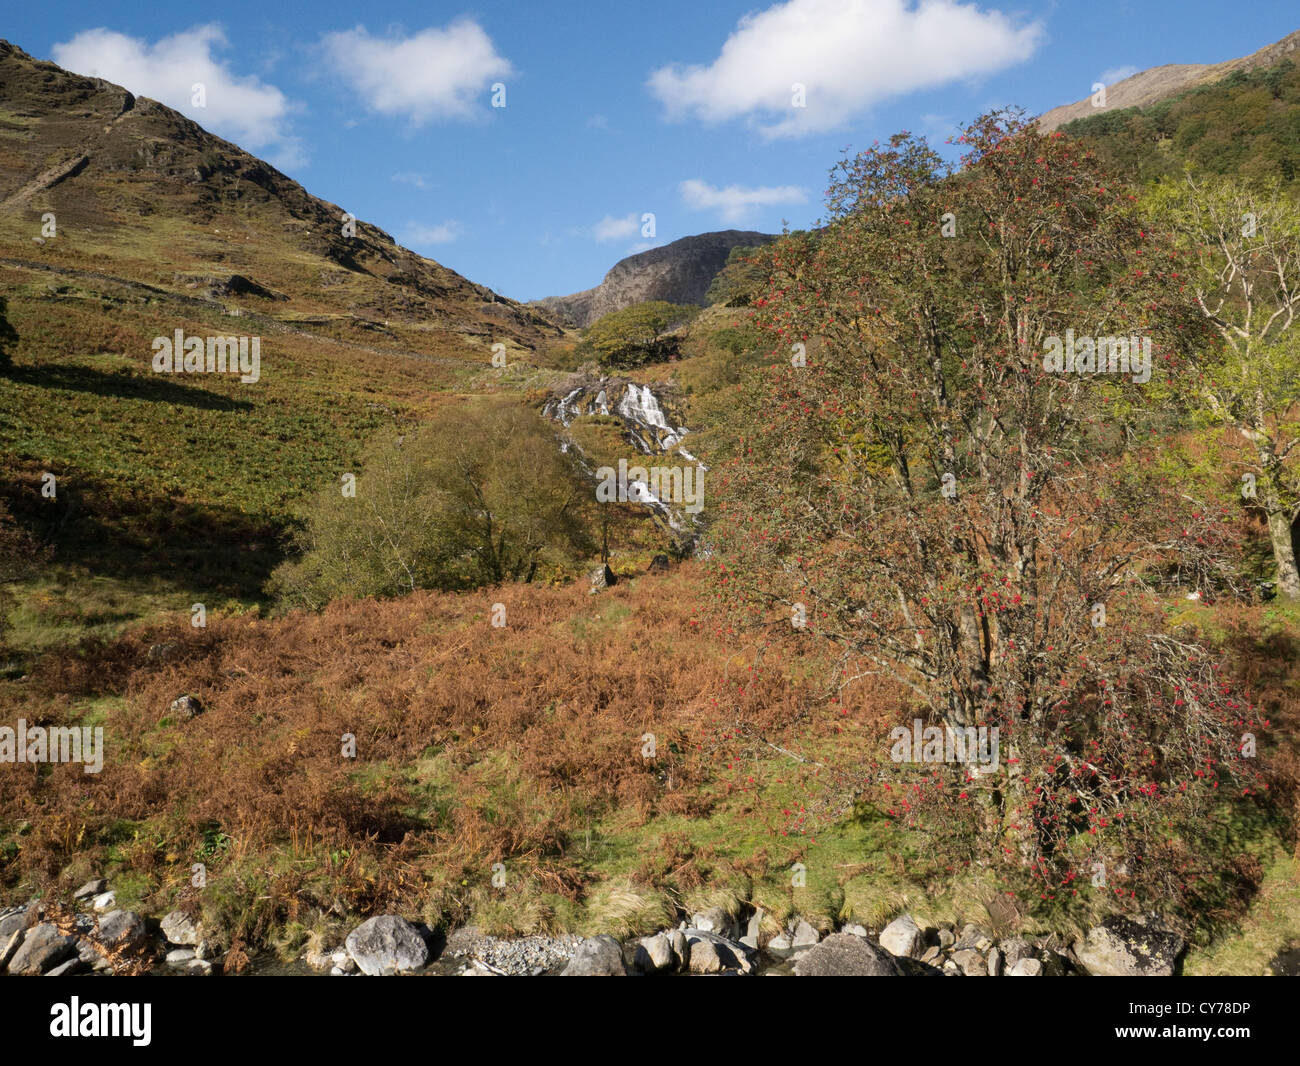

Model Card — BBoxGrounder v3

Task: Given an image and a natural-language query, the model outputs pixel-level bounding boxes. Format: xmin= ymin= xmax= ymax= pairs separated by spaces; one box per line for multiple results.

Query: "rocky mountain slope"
xmin=1036 ymin=28 xmax=1300 ymax=132
xmin=533 ymin=229 xmax=775 ymax=328
xmin=0 ymin=39 xmax=559 ymax=350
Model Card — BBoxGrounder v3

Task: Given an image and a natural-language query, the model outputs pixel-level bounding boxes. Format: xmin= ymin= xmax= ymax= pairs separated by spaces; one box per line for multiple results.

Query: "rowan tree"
xmin=710 ymin=111 xmax=1268 ymax=904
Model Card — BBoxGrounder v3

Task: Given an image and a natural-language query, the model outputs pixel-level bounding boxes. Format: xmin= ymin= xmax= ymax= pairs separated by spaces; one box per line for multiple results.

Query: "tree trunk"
xmin=1267 ymin=507 xmax=1300 ymax=598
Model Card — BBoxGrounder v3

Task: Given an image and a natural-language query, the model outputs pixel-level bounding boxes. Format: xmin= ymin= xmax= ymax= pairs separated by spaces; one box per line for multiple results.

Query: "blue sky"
xmin=5 ymin=1 xmax=1298 ymax=300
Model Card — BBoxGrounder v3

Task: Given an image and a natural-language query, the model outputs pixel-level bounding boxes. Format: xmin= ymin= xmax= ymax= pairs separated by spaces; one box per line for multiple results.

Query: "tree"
xmin=711 ymin=111 xmax=1262 ymax=899
xmin=272 ymin=400 xmax=594 ymax=608
xmin=581 ymin=301 xmax=699 ymax=369
xmin=1147 ymin=172 xmax=1300 ymax=597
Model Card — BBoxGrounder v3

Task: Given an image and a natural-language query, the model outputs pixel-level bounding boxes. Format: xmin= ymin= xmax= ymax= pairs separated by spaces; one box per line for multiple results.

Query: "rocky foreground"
xmin=0 ymin=876 xmax=1190 ymax=977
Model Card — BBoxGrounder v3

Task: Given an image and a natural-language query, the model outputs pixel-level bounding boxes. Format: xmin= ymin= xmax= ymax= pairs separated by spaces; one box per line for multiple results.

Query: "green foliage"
xmin=271 ymin=398 xmax=595 ymax=607
xmin=705 ymin=245 xmax=770 ymax=307
xmin=1062 ymin=59 xmax=1300 ymax=189
xmin=580 ymin=301 xmax=700 ymax=369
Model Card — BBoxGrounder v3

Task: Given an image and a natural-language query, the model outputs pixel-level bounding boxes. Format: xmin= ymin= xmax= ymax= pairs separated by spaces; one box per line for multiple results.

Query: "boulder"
xmin=344 ymin=915 xmax=429 ymax=976
xmin=668 ymin=929 xmax=689 ymax=971
xmin=589 ymin=565 xmax=617 ymax=592
xmin=73 ymin=878 xmax=106 ymax=901
xmin=0 ymin=907 xmax=29 ymax=941
xmin=160 ymin=910 xmax=202 ymax=946
xmin=1000 ymin=936 xmax=1033 ymax=967
xmin=1008 ymin=958 xmax=1043 ymax=976
xmin=7 ymin=923 xmax=76 ymax=975
xmin=951 ymin=948 xmax=987 ymax=976
xmin=166 ymin=948 xmax=196 ymax=967
xmin=1074 ymin=915 xmax=1184 ymax=977
xmin=169 ymin=694 xmax=204 ymax=719
xmin=690 ymin=906 xmax=738 ymax=941
xmin=879 ymin=914 xmax=924 ymax=958
xmin=1 ymin=928 xmax=26 ymax=972
xmin=793 ymin=933 xmax=906 ymax=976
xmin=790 ymin=918 xmax=821 ymax=949
xmin=91 ymin=891 xmax=116 ymax=912
xmin=684 ymin=929 xmax=755 ymax=973
xmin=97 ymin=910 xmax=147 ymax=952
xmin=559 ymin=934 xmax=627 ymax=976
xmin=632 ymin=932 xmax=675 ymax=973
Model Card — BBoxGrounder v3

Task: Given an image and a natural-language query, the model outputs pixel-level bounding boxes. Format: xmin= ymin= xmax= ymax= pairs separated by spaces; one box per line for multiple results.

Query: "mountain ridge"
xmin=1036 ymin=28 xmax=1300 ymax=132
xmin=532 ymin=229 xmax=777 ymax=328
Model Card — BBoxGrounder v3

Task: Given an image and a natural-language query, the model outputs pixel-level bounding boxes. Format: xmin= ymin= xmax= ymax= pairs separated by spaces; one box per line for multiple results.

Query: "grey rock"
xmin=952 ymin=948 xmax=987 ymax=976
xmin=8 ymin=924 xmax=77 ymax=975
xmin=91 ymin=891 xmax=116 ymax=912
xmin=184 ymin=958 xmax=213 ymax=977
xmin=843 ymin=923 xmax=868 ymax=938
xmin=921 ymin=945 xmax=941 ymax=964
xmin=589 ymin=565 xmax=616 ymax=591
xmin=880 ymin=914 xmax=925 ymax=958
xmin=1001 ymin=936 xmax=1033 ymax=966
xmin=1008 ymin=958 xmax=1043 ymax=976
xmin=793 ymin=933 xmax=906 ymax=976
xmin=790 ymin=919 xmax=821 ymax=948
xmin=955 ymin=923 xmax=993 ymax=952
xmin=559 ymin=934 xmax=627 ymax=976
xmin=160 ymin=910 xmax=201 ymax=946
xmin=73 ymin=878 xmax=106 ymax=901
xmin=766 ymin=933 xmax=794 ymax=959
xmin=0 ymin=907 xmax=29 ymax=941
xmin=166 ymin=948 xmax=196 ymax=967
xmin=688 ymin=938 xmax=724 ymax=974
xmin=668 ymin=929 xmax=689 ymax=971
xmin=937 ymin=927 xmax=956 ymax=949
xmin=1 ymin=928 xmax=26 ymax=972
xmin=170 ymin=696 xmax=205 ymax=722
xmin=987 ymin=947 xmax=1002 ymax=977
xmin=46 ymin=957 xmax=90 ymax=977
xmin=633 ymin=932 xmax=675 ymax=973
xmin=344 ymin=915 xmax=429 ymax=976
xmin=97 ymin=910 xmax=147 ymax=952
xmin=691 ymin=906 xmax=738 ymax=941
xmin=684 ymin=929 xmax=755 ymax=973
xmin=169 ymin=694 xmax=204 ymax=718
xmin=1074 ymin=915 xmax=1184 ymax=977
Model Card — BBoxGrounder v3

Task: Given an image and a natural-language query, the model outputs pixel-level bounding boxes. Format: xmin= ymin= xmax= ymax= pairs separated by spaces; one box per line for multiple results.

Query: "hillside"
xmin=0 ymin=39 xmax=566 ymax=642
xmin=533 ymin=229 xmax=776 ymax=328
xmin=1036 ymin=27 xmax=1300 ymax=132
xmin=1055 ymin=53 xmax=1300 ymax=188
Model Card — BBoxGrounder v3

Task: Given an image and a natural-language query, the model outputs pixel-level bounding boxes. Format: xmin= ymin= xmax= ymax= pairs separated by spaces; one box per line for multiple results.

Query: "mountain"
xmin=1036 ymin=28 xmax=1300 ymax=132
xmin=0 ymin=39 xmax=561 ymax=616
xmin=533 ymin=229 xmax=776 ymax=328
xmin=0 ymin=40 xmax=559 ymax=349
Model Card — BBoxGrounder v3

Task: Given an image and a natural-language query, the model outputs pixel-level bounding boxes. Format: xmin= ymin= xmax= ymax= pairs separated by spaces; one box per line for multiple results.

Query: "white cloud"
xmin=648 ymin=0 xmax=1042 ymax=138
xmin=51 ymin=26 xmax=300 ymax=164
xmin=403 ymin=221 xmax=462 ymax=246
xmin=1098 ymin=65 xmax=1140 ymax=86
xmin=680 ymin=179 xmax=807 ymax=223
xmin=592 ymin=213 xmax=640 ymax=242
xmin=320 ymin=20 xmax=513 ymax=125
